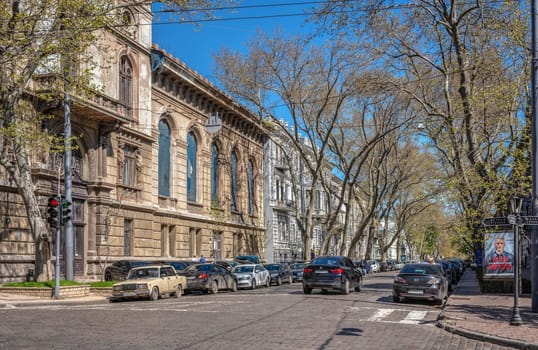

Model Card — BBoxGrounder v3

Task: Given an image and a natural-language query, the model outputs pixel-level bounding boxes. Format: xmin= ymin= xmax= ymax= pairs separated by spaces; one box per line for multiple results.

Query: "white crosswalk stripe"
xmin=400 ymin=310 xmax=429 ymax=324
xmin=345 ymin=306 xmax=436 ymax=326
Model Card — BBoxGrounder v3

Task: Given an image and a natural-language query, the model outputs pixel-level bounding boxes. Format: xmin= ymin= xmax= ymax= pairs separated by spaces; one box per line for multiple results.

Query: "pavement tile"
xmin=438 ymin=269 xmax=538 ymax=350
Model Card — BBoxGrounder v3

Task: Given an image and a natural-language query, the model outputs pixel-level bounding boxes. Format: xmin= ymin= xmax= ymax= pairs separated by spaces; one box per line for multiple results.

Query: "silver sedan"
xmin=232 ymin=264 xmax=270 ymax=289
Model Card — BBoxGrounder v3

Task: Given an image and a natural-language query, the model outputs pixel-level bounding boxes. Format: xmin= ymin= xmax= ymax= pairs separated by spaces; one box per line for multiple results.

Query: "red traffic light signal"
xmin=47 ymin=196 xmax=61 ymax=228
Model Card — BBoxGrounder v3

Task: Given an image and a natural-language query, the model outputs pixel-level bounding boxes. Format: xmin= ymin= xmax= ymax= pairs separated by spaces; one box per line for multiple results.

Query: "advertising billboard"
xmin=484 ymin=231 xmax=514 ymax=279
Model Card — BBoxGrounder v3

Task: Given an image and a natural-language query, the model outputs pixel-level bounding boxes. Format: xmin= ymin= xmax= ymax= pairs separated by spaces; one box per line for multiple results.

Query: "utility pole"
xmin=531 ymin=0 xmax=538 ymax=313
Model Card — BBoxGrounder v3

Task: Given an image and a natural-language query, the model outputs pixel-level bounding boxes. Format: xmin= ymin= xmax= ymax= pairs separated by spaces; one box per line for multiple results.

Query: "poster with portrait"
xmin=484 ymin=231 xmax=514 ymax=279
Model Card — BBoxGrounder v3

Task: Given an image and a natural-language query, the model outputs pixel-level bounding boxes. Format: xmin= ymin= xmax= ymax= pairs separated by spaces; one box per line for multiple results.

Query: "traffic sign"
xmin=482 ymin=217 xmax=510 ymax=226
xmin=521 ymin=216 xmax=538 ymax=225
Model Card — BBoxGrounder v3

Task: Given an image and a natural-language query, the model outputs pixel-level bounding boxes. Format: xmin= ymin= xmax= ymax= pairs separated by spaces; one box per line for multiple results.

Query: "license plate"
xmin=122 ymin=292 xmax=137 ymax=297
xmin=315 ymin=270 xmax=328 ymax=274
xmin=408 ymin=289 xmax=423 ymax=295
xmin=187 ymin=276 xmax=195 ymax=280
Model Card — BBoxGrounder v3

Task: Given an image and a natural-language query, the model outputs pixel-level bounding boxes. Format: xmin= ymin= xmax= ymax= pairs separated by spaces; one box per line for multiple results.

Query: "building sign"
xmin=484 ymin=231 xmax=514 ymax=279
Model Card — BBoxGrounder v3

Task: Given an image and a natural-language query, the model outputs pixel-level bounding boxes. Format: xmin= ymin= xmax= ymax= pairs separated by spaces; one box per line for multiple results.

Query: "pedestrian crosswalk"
xmin=345 ymin=306 xmax=437 ymax=326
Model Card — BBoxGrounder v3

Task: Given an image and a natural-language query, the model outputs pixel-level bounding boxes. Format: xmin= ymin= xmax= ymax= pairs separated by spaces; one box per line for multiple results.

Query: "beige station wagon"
xmin=110 ymin=264 xmax=186 ymax=302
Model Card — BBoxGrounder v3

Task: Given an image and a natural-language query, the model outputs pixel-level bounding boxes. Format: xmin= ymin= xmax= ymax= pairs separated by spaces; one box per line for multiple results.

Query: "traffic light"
xmin=62 ymin=199 xmax=72 ymax=223
xmin=47 ymin=196 xmax=61 ymax=228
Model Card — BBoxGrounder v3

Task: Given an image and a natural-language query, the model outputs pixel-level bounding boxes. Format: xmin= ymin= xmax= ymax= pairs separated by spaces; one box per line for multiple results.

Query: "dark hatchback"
xmin=302 ymin=256 xmax=363 ymax=295
xmin=176 ymin=263 xmax=238 ymax=294
xmin=392 ymin=263 xmax=448 ymax=305
xmin=264 ymin=263 xmax=293 ymax=285
xmin=290 ymin=262 xmax=306 ymax=282
xmin=104 ymin=260 xmax=151 ymax=281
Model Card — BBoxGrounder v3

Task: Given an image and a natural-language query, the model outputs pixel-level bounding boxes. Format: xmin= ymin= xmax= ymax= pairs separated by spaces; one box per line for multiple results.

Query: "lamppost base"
xmin=510 ymin=310 xmax=523 ymax=326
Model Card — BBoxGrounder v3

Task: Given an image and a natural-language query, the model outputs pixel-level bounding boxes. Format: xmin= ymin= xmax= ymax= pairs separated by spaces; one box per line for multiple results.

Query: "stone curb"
xmin=436 ymin=310 xmax=538 ymax=350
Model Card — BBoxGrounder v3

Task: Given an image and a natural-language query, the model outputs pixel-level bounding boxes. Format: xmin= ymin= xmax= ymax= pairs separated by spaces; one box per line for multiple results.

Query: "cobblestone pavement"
xmin=0 ymin=273 xmax=531 ymax=350
xmin=438 ymin=270 xmax=538 ymax=350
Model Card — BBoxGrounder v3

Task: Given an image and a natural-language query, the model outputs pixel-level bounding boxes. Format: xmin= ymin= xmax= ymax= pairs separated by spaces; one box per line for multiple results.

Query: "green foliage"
xmin=3 ymin=280 xmax=81 ymax=288
xmin=88 ymin=281 xmax=115 ymax=287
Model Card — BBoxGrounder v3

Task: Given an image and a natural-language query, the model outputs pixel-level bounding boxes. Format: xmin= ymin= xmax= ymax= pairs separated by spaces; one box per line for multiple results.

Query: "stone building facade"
xmin=0 ymin=5 xmax=266 ymax=282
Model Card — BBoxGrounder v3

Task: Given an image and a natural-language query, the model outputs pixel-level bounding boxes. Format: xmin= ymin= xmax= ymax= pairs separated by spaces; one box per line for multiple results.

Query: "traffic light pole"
xmin=53 ymin=224 xmax=61 ymax=299
xmin=64 ymin=92 xmax=73 ymax=281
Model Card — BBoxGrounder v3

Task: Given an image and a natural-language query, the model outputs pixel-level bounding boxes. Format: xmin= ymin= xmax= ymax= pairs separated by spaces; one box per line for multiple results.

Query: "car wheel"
xmin=393 ymin=295 xmax=400 ymax=303
xmin=210 ymin=281 xmax=218 ymax=294
xmin=230 ymin=280 xmax=238 ymax=292
xmin=105 ymin=272 xmax=112 ymax=281
xmin=174 ymin=284 xmax=183 ymax=298
xmin=341 ymin=278 xmax=350 ymax=295
xmin=320 ymin=289 xmax=328 ymax=294
xmin=251 ymin=279 xmax=257 ymax=290
xmin=277 ymin=277 xmax=282 ymax=286
xmin=149 ymin=286 xmax=159 ymax=301
xmin=265 ymin=277 xmax=270 ymax=288
xmin=303 ymin=286 xmax=312 ymax=294
xmin=354 ymin=277 xmax=362 ymax=292
xmin=288 ymin=276 xmax=292 ymax=284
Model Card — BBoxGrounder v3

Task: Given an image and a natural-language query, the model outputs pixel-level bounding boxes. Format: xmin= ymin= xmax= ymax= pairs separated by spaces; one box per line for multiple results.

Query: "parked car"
xmin=234 ymin=255 xmax=261 ymax=264
xmin=367 ymin=260 xmax=380 ymax=273
xmin=302 ymin=255 xmax=363 ymax=295
xmin=231 ymin=264 xmax=270 ymax=289
xmin=104 ymin=260 xmax=151 ymax=281
xmin=154 ymin=260 xmax=195 ymax=273
xmin=439 ymin=261 xmax=454 ymax=292
xmin=290 ymin=262 xmax=306 ymax=282
xmin=176 ymin=263 xmax=238 ymax=294
xmin=353 ymin=260 xmax=371 ymax=275
xmin=110 ymin=264 xmax=186 ymax=302
xmin=392 ymin=262 xmax=448 ymax=305
xmin=393 ymin=261 xmax=405 ymax=270
xmin=264 ymin=263 xmax=293 ymax=285
xmin=215 ymin=260 xmax=240 ymax=271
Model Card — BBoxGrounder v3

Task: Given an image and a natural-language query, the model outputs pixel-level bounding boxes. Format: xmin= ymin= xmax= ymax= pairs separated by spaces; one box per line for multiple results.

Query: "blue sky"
xmin=152 ymin=1 xmax=317 ymax=83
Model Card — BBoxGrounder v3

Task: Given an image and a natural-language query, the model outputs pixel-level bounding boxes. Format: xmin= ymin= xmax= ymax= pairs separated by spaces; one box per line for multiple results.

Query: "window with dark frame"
xmin=123 ymin=144 xmax=136 ymax=186
xmin=119 ymin=56 xmax=133 ymax=116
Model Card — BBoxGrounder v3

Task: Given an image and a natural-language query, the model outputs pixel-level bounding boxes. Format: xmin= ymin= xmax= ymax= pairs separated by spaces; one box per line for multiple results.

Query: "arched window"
xmin=119 ymin=56 xmax=133 ymax=116
xmin=247 ymin=159 xmax=254 ymax=215
xmin=187 ymin=132 xmax=197 ymax=202
xmin=158 ymin=119 xmax=170 ymax=196
xmin=230 ymin=150 xmax=238 ymax=212
xmin=210 ymin=143 xmax=220 ymax=206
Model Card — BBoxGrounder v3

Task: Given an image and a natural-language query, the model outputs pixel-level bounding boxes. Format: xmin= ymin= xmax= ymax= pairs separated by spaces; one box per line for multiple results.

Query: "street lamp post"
xmin=510 ymin=197 xmax=523 ymax=326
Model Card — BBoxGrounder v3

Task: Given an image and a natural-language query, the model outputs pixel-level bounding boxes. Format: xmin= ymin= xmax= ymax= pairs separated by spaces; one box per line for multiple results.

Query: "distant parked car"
xmin=264 ymin=263 xmax=293 ymax=285
xmin=231 ymin=264 xmax=270 ymax=289
xmin=302 ymin=255 xmax=363 ymax=295
xmin=176 ymin=263 xmax=238 ymax=294
xmin=367 ymin=260 xmax=380 ymax=273
xmin=354 ymin=260 xmax=371 ymax=275
xmin=154 ymin=260 xmax=195 ymax=273
xmin=215 ymin=260 xmax=240 ymax=271
xmin=392 ymin=263 xmax=448 ymax=305
xmin=290 ymin=262 xmax=306 ymax=282
xmin=234 ymin=255 xmax=261 ymax=264
xmin=393 ymin=261 xmax=404 ymax=270
xmin=104 ymin=260 xmax=151 ymax=281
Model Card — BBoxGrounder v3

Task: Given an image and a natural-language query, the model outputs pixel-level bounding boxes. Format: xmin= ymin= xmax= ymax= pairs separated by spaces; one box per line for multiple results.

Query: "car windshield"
xmin=311 ymin=257 xmax=340 ymax=265
xmin=127 ymin=267 xmax=159 ymax=279
xmin=400 ymin=264 xmax=439 ymax=275
xmin=232 ymin=266 xmax=254 ymax=273
xmin=265 ymin=264 xmax=279 ymax=270
xmin=291 ymin=263 xmax=305 ymax=269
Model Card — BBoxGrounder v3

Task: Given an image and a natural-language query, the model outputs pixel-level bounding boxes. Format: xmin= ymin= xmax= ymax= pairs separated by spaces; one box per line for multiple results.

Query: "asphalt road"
xmin=0 ymin=272 xmax=517 ymax=350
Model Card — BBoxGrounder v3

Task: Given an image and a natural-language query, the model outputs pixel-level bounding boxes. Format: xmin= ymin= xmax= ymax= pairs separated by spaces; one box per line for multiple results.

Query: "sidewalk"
xmin=438 ymin=269 xmax=538 ymax=350
xmin=0 ymin=291 xmax=106 ymax=307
